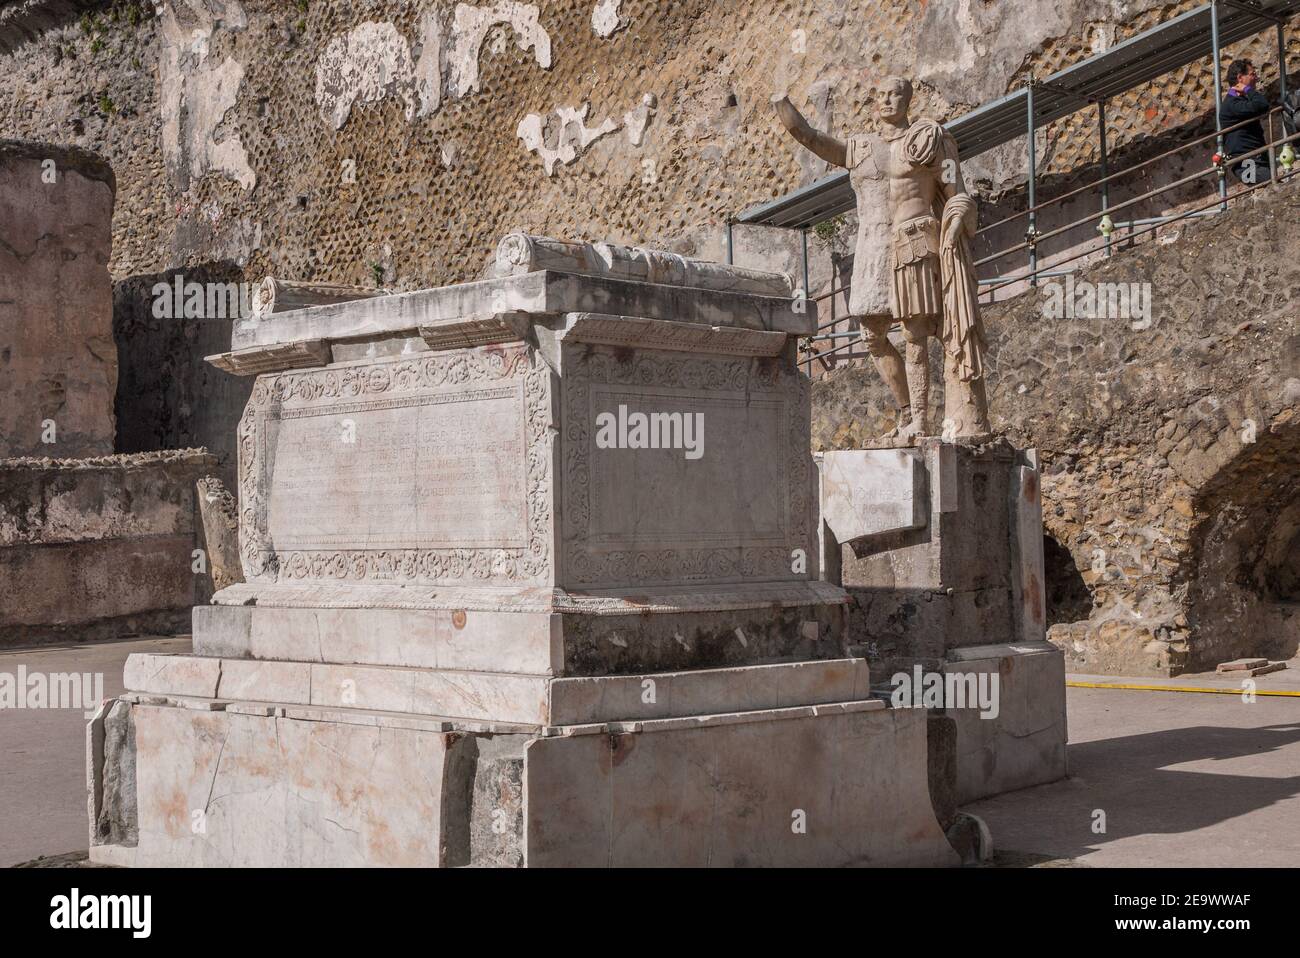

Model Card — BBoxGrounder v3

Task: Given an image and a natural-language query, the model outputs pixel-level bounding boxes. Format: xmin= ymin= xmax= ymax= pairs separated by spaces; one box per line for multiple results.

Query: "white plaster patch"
xmin=449 ymin=1 xmax=552 ymax=97
xmin=623 ymin=93 xmax=656 ymax=146
xmin=592 ymin=0 xmax=626 ymax=37
xmin=517 ymin=103 xmax=620 ymax=175
xmin=918 ymin=0 xmax=979 ymax=77
xmin=159 ymin=0 xmax=254 ymax=192
xmin=1090 ymin=23 xmax=1116 ymax=55
xmin=414 ymin=11 xmax=443 ymax=117
xmin=315 ymin=21 xmax=418 ymax=130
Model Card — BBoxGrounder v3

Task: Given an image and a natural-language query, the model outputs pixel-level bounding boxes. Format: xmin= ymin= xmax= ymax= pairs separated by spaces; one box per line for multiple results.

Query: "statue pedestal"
xmin=820 ymin=437 xmax=1068 ymax=804
xmin=88 ymin=240 xmax=956 ymax=867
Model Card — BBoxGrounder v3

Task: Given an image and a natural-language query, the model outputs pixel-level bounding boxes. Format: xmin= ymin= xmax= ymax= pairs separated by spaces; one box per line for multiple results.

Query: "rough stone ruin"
xmin=1 ymin=140 xmax=216 ymax=645
xmin=1 ymin=141 xmax=117 ymax=460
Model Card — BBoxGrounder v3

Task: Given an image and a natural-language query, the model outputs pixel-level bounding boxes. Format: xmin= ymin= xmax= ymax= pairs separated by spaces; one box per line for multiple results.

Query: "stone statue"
xmin=774 ymin=76 xmax=990 ymax=439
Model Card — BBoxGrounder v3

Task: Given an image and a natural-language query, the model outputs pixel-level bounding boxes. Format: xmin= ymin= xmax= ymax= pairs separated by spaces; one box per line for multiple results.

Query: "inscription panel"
xmin=265 ymin=387 xmax=527 ymax=550
xmin=587 ymin=386 xmax=787 ymax=548
xmin=561 ymin=345 xmax=813 ymax=588
xmin=237 ymin=345 xmax=552 ymax=587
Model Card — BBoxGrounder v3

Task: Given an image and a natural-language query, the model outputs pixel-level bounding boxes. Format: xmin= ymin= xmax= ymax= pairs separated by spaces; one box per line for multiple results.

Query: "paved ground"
xmin=3 ymin=637 xmax=1297 ymax=867
xmin=0 ymin=635 xmax=188 ymax=868
xmin=967 ymin=662 xmax=1300 ymax=868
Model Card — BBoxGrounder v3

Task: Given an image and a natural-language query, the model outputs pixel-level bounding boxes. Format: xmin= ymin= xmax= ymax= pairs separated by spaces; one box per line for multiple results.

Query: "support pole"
xmin=1211 ymin=0 xmax=1227 ymax=210
xmin=1279 ymin=22 xmax=1289 ymax=103
xmin=801 ymin=227 xmax=811 ymax=376
xmin=1026 ymin=77 xmax=1038 ymax=287
xmin=726 ymin=220 xmax=734 ymax=265
xmin=801 ymin=227 xmax=810 ymax=303
xmin=1098 ymin=98 xmax=1112 ymax=257
xmin=1280 ymin=21 xmax=1291 ymax=190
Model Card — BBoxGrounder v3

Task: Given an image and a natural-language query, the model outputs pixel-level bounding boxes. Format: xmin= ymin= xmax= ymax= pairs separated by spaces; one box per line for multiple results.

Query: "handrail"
xmin=974 ymin=107 xmax=1280 ymax=235
xmin=800 ymin=114 xmax=1298 ymax=372
xmin=981 ymin=161 xmax=1292 ymax=296
xmin=979 ymin=124 xmax=1299 ymax=293
xmin=974 ymin=158 xmax=1226 ymax=266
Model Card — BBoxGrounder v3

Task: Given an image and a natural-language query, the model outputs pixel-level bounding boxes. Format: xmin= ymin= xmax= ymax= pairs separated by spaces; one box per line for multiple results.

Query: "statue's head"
xmin=876 ymin=76 xmax=913 ymax=123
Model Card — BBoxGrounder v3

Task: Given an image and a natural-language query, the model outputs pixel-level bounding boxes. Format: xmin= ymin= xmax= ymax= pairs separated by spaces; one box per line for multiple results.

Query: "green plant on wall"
xmin=811 ymin=214 xmax=849 ymax=251
xmin=123 ymin=1 xmax=147 ymax=27
xmin=370 ymin=262 xmax=385 ymax=287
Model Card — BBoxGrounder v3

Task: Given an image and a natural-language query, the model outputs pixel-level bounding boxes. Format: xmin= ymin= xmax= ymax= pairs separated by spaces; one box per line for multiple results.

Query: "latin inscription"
xmin=264 ymin=387 xmax=528 ymax=550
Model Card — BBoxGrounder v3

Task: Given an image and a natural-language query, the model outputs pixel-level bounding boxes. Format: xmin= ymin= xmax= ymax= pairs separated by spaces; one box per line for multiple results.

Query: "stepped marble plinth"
xmin=88 ymin=236 xmax=957 ymax=867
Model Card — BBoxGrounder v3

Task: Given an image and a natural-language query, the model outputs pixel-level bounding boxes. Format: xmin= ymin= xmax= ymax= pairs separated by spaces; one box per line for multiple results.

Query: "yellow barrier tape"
xmin=1067 ymin=680 xmax=1300 ymax=697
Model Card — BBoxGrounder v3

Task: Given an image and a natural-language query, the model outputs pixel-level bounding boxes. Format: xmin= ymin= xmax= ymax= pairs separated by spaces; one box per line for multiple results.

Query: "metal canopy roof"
xmin=737 ymin=0 xmax=1300 ymax=228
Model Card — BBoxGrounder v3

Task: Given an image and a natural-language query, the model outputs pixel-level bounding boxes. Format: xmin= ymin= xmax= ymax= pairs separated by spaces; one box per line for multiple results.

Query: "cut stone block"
xmin=122 ymin=652 xmax=872 ymax=727
xmin=92 ymin=694 xmax=955 ymax=868
xmin=223 ymin=269 xmax=814 ymax=355
xmin=525 ymin=706 xmax=956 ymax=867
xmin=944 ymin=641 xmax=1069 ymax=803
xmin=1216 ymin=658 xmax=1269 ymax=672
xmin=192 ymin=604 xmax=564 ymax=675
xmin=820 ymin=448 xmax=926 ymax=542
xmin=126 ymin=704 xmax=466 ymax=867
xmin=545 ymin=658 xmax=871 ymax=725
xmin=193 ymin=597 xmax=853 ymax=676
xmin=1225 ymin=661 xmax=1286 ymax=677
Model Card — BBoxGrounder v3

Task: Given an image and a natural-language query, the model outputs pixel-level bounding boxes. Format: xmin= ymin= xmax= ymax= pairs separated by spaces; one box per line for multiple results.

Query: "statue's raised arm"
xmin=773 ymin=95 xmax=848 ymax=168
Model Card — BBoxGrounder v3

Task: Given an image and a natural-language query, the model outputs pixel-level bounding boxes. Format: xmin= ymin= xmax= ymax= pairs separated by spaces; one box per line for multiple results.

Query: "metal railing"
xmin=800 ymin=106 xmax=1298 ymax=375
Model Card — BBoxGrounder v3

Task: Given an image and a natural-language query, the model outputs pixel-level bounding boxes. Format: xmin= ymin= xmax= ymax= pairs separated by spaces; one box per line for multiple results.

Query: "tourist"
xmin=1219 ymin=58 xmax=1272 ymax=183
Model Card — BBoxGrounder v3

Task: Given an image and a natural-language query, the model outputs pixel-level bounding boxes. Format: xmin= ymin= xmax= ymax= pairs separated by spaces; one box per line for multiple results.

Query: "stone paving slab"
xmin=964 ymin=683 xmax=1300 ymax=868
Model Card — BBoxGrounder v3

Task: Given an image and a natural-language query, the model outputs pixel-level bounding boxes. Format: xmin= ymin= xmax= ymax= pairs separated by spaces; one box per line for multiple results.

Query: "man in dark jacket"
xmin=1220 ymin=59 xmax=1272 ymax=182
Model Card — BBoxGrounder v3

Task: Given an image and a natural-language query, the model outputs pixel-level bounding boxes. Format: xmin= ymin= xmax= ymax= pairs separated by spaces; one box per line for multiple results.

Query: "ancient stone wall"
xmin=0 ymin=140 xmax=117 ymax=458
xmin=2 ymin=0 xmax=1294 ymax=288
xmin=112 ymin=263 xmax=253 ymax=486
xmin=3 ymin=0 xmax=1293 ymax=463
xmin=0 ymin=449 xmax=217 ymax=645
xmin=813 ymin=179 xmax=1300 ymax=675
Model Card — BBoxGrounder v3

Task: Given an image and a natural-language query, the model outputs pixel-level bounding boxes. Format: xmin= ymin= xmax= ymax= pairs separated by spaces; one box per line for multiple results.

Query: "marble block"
xmin=200 ymin=235 xmax=844 ymax=665
xmin=89 ymin=695 xmax=957 ymax=868
xmin=829 ymin=438 xmax=1067 ymax=802
xmin=946 ymin=641 xmax=1068 ymax=803
xmin=90 ymin=236 xmax=960 ymax=868
xmin=820 ymin=448 xmax=926 ymax=543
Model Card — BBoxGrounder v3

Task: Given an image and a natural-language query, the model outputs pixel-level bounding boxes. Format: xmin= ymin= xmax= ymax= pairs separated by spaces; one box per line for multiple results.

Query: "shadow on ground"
xmin=965 ymin=689 xmax=1300 ymax=867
